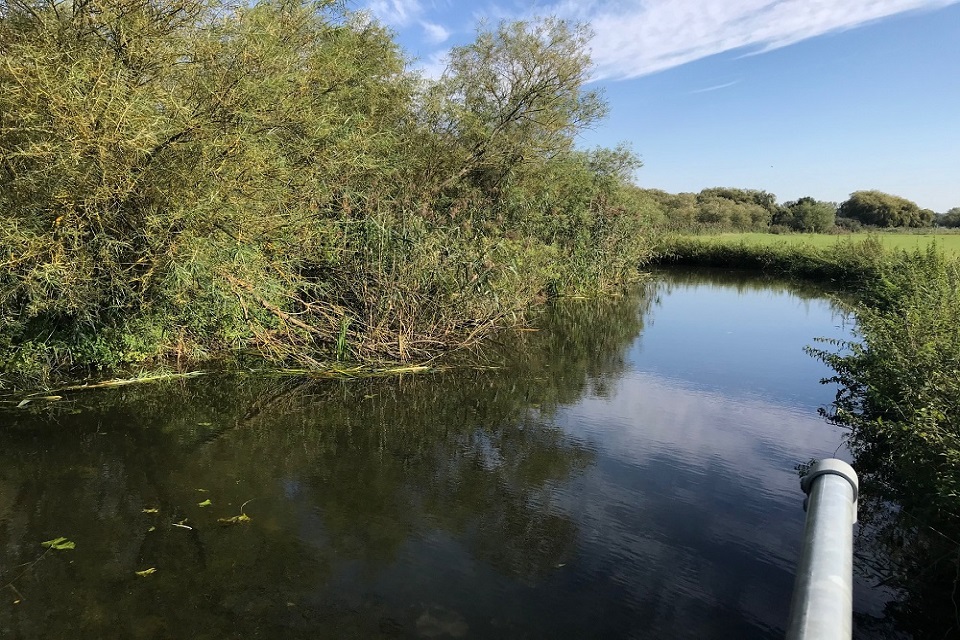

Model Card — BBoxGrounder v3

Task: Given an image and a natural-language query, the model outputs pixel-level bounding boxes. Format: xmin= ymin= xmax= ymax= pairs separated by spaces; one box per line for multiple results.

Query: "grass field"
xmin=689 ymin=232 xmax=960 ymax=255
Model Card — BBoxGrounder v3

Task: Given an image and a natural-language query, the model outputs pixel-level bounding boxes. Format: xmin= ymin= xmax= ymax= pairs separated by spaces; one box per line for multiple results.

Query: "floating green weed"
xmin=40 ymin=537 xmax=75 ymax=551
xmin=218 ymin=499 xmax=255 ymax=527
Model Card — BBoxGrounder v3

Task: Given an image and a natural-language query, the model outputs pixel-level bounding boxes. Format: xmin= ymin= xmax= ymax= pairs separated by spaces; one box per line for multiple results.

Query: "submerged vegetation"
xmin=658 ymin=235 xmax=960 ymax=637
xmin=0 ymin=0 xmax=653 ymax=388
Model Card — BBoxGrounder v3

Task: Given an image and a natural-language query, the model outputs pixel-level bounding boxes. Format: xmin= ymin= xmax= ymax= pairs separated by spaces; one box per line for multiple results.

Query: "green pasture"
xmin=694 ymin=232 xmax=960 ymax=255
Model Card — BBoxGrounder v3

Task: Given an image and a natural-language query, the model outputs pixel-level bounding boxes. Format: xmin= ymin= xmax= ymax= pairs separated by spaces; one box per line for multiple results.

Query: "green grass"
xmin=695 ymin=232 xmax=960 ymax=255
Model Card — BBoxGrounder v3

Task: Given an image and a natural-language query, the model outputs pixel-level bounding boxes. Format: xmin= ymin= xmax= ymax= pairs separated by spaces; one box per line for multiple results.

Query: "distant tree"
xmin=939 ymin=207 xmax=960 ymax=228
xmin=777 ymin=197 xmax=836 ymax=232
xmin=838 ymin=191 xmax=933 ymax=228
xmin=641 ymin=189 xmax=697 ymax=229
xmin=697 ymin=187 xmax=779 ymax=216
xmin=695 ymin=188 xmax=774 ymax=230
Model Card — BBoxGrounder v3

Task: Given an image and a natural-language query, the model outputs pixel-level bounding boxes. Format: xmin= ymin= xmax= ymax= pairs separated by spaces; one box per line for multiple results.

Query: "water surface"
xmin=0 ymin=269 xmax=888 ymax=639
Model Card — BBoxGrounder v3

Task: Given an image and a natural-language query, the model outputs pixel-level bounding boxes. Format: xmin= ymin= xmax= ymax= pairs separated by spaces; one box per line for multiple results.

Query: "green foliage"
xmin=432 ymin=17 xmax=607 ymax=196
xmin=808 ymin=248 xmax=960 ymax=635
xmin=40 ymin=537 xmax=75 ymax=551
xmin=648 ymin=187 xmax=937 ymax=234
xmin=838 ymin=190 xmax=934 ymax=228
xmin=693 ymin=188 xmax=776 ymax=230
xmin=0 ymin=2 xmax=650 ymax=387
xmin=834 ymin=215 xmax=864 ymax=231
xmin=811 ymin=250 xmax=960 ymax=515
xmin=639 ymin=189 xmax=695 ymax=230
xmin=218 ymin=513 xmax=252 ymax=526
xmin=644 ymin=187 xmax=779 ymax=232
xmin=698 ymin=187 xmax=778 ymax=216
xmin=938 ymin=207 xmax=960 ymax=228
xmin=776 ymin=197 xmax=836 ymax=232
xmin=654 ymin=235 xmax=889 ymax=291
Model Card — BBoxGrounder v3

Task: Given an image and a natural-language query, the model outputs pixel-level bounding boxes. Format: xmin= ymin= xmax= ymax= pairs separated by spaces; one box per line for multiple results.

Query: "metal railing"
xmin=786 ymin=458 xmax=859 ymax=640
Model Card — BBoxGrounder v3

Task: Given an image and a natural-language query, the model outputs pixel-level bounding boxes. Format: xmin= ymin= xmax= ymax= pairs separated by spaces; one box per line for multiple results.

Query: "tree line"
xmin=642 ymin=186 xmax=955 ymax=233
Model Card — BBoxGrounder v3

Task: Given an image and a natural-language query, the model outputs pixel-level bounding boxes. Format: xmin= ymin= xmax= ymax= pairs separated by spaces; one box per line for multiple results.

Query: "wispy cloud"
xmin=366 ymin=0 xmax=424 ymax=27
xmin=489 ymin=0 xmax=960 ymax=79
xmin=367 ymin=0 xmax=958 ymax=81
xmin=690 ymin=80 xmax=740 ymax=94
xmin=421 ymin=21 xmax=452 ymax=44
xmin=415 ymin=49 xmax=450 ymax=80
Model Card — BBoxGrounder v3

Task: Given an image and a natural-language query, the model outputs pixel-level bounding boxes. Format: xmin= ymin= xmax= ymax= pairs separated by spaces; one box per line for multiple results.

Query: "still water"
xmin=0 ymin=269 xmax=890 ymax=639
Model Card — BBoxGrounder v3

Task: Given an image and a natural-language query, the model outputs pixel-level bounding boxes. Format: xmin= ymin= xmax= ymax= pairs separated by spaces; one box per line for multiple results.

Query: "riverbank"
xmin=655 ymin=234 xmax=960 ymax=637
xmin=671 ymin=231 xmax=960 ymax=255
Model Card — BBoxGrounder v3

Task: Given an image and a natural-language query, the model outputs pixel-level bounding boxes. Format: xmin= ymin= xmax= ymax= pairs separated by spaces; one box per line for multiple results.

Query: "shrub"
xmin=0 ymin=1 xmax=651 ymax=387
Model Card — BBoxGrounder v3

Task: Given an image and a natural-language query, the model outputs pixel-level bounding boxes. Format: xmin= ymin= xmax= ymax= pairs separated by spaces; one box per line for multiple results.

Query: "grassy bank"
xmin=687 ymin=231 xmax=960 ymax=255
xmin=654 ymin=235 xmax=895 ymax=301
xmin=657 ymin=235 xmax=960 ymax=636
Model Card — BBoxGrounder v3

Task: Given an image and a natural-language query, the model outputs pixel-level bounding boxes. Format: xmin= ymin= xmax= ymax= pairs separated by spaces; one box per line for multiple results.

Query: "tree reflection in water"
xmin=0 ymin=289 xmax=650 ymax=639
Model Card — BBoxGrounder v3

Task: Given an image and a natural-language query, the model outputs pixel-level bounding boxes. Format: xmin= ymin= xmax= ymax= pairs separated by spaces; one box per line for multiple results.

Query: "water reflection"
xmin=0 ymin=270 xmax=888 ymax=639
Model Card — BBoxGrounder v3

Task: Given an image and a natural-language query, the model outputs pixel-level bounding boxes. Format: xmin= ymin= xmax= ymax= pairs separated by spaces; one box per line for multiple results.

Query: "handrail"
xmin=785 ymin=458 xmax=859 ymax=640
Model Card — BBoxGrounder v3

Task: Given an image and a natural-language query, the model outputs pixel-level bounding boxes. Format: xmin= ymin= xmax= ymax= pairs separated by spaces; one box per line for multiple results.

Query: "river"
xmin=0 ymin=268 xmax=896 ymax=639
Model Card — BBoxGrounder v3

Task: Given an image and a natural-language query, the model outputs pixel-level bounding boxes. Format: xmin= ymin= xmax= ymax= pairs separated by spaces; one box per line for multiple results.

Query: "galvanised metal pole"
xmin=786 ymin=458 xmax=859 ymax=640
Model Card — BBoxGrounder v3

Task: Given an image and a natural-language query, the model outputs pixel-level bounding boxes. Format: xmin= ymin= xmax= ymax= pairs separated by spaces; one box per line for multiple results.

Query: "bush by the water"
xmin=0 ymin=0 xmax=652 ymax=387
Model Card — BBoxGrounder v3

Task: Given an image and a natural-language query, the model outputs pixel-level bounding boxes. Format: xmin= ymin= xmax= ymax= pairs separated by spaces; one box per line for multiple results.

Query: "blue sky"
xmin=361 ymin=0 xmax=960 ymax=212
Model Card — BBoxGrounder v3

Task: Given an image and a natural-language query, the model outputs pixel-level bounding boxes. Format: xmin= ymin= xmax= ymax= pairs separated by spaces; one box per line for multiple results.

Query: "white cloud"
xmin=486 ymin=0 xmax=959 ymax=79
xmin=414 ymin=48 xmax=451 ymax=80
xmin=366 ymin=0 xmax=423 ymax=27
xmin=421 ymin=20 xmax=452 ymax=44
xmin=690 ymin=80 xmax=740 ymax=94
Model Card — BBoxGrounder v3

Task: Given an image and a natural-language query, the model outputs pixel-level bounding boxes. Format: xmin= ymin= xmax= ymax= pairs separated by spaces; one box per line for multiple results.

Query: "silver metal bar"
xmin=786 ymin=458 xmax=859 ymax=640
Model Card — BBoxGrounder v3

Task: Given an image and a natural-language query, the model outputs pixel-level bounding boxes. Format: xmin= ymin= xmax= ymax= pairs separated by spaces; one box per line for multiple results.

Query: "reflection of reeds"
xmin=5 ymin=365 xmax=439 ymax=401
xmin=0 ymin=300 xmax=612 ymax=631
xmin=257 ymin=364 xmax=435 ymax=378
xmin=4 ymin=371 xmax=209 ymax=403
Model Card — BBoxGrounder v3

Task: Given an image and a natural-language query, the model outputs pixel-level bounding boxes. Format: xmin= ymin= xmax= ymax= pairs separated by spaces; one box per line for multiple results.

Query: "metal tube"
xmin=786 ymin=459 xmax=859 ymax=640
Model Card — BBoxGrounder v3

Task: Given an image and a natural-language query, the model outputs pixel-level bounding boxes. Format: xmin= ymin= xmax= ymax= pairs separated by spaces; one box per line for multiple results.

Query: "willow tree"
xmin=0 ymin=2 xmax=652 ymax=386
xmin=777 ymin=197 xmax=836 ymax=232
xmin=839 ymin=190 xmax=934 ymax=228
xmin=0 ymin=0 xmax=415 ymax=379
xmin=430 ymin=18 xmax=608 ymax=196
